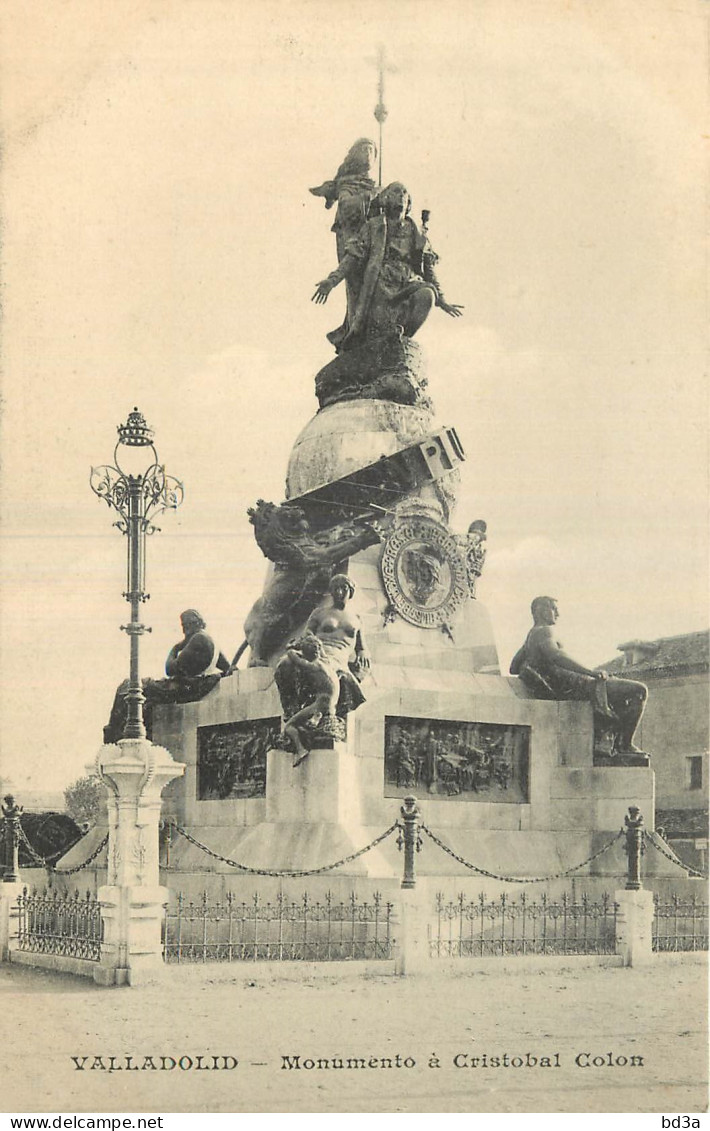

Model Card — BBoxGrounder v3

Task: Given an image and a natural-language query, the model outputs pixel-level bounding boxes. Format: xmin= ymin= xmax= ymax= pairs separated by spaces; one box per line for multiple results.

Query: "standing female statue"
xmin=310 ymin=138 xmax=380 ymax=348
xmin=310 ymin=137 xmax=379 ymax=259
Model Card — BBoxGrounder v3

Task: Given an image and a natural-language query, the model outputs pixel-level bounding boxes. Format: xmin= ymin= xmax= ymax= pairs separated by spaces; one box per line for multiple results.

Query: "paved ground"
xmin=0 ymin=957 xmax=706 ymax=1114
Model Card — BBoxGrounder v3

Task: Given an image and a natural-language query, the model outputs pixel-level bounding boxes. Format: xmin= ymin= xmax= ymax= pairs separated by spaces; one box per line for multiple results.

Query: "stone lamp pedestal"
xmin=95 ymin=738 xmax=185 ymax=985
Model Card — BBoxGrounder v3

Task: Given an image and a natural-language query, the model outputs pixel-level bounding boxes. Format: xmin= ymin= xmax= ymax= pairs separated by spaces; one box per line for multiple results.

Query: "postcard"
xmin=0 ymin=0 xmax=707 ymax=1118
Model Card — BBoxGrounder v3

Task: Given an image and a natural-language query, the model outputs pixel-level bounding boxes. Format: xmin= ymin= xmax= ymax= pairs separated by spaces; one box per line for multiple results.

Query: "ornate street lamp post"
xmin=90 ymin=408 xmax=184 ymax=741
xmin=87 ymin=409 xmax=186 ymax=985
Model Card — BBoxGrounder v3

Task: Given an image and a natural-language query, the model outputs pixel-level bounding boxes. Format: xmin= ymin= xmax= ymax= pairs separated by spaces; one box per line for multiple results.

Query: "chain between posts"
xmin=51 ymin=833 xmax=110 ymax=875
xmin=168 ymin=821 xmax=399 ymax=877
xmin=420 ymin=822 xmax=625 ymax=884
xmin=9 ymin=792 xmax=702 ymax=892
xmin=16 ymin=826 xmax=54 ymax=867
xmin=16 ymin=824 xmax=109 ymax=876
xmin=644 ymin=828 xmax=709 ymax=879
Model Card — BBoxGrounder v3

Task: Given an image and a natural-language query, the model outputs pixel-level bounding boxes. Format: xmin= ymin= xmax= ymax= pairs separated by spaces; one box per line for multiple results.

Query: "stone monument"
xmin=154 ymin=124 xmax=655 ymax=898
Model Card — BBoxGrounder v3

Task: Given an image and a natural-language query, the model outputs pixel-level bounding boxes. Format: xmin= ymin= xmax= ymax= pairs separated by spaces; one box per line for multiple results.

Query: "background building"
xmin=601 ymin=630 xmax=709 ymax=872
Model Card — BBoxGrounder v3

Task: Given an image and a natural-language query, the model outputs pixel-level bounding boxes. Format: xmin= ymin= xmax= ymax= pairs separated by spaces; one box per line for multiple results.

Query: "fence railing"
xmin=4 ymin=793 xmax=708 ymax=978
xmin=652 ymin=893 xmax=708 ymax=953
xmin=16 ymin=887 xmax=103 ymax=962
xmin=431 ymin=890 xmax=618 ymax=958
xmin=163 ymin=891 xmax=393 ymax=963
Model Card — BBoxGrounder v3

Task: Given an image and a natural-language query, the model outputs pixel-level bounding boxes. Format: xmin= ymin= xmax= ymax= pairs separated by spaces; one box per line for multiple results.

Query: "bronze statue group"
xmin=103 ymin=138 xmax=648 ymax=767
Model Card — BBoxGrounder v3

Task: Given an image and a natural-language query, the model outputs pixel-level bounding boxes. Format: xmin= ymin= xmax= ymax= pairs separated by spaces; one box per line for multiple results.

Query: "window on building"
xmin=686 ymin=756 xmax=703 ymax=791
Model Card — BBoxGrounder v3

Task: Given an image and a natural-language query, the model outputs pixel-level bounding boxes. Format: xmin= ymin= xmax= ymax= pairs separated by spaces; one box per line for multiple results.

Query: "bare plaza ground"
xmin=0 ymin=957 xmax=706 ymax=1115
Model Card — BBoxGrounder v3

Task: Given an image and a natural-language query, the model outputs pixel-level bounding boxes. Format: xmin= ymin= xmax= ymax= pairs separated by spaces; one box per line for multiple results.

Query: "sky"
xmin=0 ymin=0 xmax=707 ymax=794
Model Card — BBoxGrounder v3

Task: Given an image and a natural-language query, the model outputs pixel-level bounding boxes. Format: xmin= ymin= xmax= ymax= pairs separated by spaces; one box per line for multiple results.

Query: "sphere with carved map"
xmin=285 ymin=398 xmax=435 ymax=500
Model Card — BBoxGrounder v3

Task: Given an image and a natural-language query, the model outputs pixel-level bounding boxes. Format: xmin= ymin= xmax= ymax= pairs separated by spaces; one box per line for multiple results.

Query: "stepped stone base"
xmin=155 ymin=659 xmax=657 ymax=898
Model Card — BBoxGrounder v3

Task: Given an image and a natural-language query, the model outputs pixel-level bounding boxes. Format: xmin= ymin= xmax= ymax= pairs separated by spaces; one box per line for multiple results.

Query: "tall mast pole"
xmin=373 ymin=45 xmax=393 ymax=188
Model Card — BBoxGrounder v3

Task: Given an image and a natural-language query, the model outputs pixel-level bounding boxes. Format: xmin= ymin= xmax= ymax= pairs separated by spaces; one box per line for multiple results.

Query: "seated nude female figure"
xmin=305 ymin=573 xmax=370 ymax=679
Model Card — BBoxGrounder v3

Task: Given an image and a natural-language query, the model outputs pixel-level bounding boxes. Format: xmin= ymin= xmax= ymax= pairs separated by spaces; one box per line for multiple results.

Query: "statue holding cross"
xmin=308 ymin=46 xmax=463 ymax=405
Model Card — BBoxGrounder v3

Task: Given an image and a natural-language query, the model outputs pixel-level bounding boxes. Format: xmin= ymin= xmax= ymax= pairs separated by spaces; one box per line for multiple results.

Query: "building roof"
xmin=599 ymin=630 xmax=710 ymax=676
xmin=655 ymin=807 xmax=709 ymax=839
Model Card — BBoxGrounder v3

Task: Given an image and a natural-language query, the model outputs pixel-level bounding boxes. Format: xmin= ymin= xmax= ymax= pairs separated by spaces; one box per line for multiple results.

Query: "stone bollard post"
xmin=394 ymin=797 xmax=429 ymax=974
xmin=2 ymin=795 xmax=22 ymax=884
xmin=623 ymin=805 xmax=644 ymax=891
xmin=615 ymin=806 xmax=654 ymax=966
xmin=95 ymin=738 xmax=184 ymax=986
xmin=0 ymin=797 xmax=24 ymax=962
xmin=399 ymin=796 xmax=421 ymax=890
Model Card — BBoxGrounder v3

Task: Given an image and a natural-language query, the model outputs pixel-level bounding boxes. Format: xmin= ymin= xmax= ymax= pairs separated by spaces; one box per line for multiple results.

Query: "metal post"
xmin=122 ymin=477 xmax=148 ymax=739
xmin=374 ymin=45 xmax=387 ymax=188
xmin=2 ymin=795 xmax=22 ymax=884
xmin=624 ymin=805 xmax=644 ymax=891
xmin=399 ymin=796 xmax=420 ymax=889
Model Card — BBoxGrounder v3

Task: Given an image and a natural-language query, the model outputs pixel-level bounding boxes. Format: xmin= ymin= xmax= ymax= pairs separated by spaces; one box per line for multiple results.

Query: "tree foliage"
xmin=64 ymin=774 xmax=104 ymax=827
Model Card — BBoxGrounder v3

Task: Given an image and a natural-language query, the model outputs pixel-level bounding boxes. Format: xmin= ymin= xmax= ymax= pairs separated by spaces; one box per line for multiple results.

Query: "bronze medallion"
xmin=380 ymin=516 xmax=469 ymax=627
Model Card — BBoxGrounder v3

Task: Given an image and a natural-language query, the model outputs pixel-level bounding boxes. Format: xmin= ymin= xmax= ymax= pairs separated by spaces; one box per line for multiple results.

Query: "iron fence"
xmin=652 ymin=893 xmax=708 ymax=952
xmin=431 ymin=891 xmax=618 ymax=957
xmin=163 ymin=891 xmax=393 ymax=963
xmin=16 ymin=887 xmax=102 ymax=962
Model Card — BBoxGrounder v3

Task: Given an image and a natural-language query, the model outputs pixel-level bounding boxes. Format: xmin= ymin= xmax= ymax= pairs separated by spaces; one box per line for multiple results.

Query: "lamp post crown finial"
xmin=118 ymin=408 xmax=154 ymax=447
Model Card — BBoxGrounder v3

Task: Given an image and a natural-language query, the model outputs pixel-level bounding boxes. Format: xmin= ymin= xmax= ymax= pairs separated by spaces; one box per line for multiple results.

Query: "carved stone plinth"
xmin=614 ymin=888 xmax=655 ymax=967
xmin=204 ymin=746 xmax=396 ymax=877
xmin=94 ymin=738 xmax=185 ymax=984
xmin=266 ymin=745 xmax=361 ymax=825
